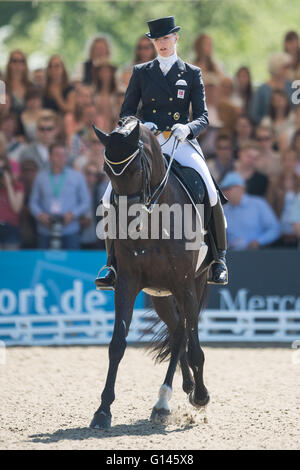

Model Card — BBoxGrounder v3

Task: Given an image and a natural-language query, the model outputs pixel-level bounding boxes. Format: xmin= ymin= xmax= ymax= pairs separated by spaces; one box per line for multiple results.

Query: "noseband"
xmin=104 ymin=147 xmax=140 ymax=176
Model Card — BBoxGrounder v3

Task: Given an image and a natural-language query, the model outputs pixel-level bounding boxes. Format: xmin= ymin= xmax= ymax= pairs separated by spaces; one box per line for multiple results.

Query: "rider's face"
xmin=152 ymin=33 xmax=177 ymax=57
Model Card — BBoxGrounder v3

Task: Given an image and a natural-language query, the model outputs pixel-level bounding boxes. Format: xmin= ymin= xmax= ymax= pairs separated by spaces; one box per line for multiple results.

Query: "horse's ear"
xmin=92 ymin=124 xmax=110 ymax=147
xmin=130 ymin=119 xmax=140 ymax=142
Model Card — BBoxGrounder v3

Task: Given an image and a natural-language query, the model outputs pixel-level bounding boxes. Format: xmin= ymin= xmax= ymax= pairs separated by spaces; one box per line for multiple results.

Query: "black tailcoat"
xmin=120 ymin=57 xmax=209 ymax=139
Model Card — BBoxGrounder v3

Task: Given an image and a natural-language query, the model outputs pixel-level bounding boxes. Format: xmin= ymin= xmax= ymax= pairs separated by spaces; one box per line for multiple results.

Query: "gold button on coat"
xmin=152 ymin=109 xmax=156 ymax=113
xmin=173 ymin=112 xmax=180 ymax=120
xmin=169 ymin=97 xmax=173 ymax=101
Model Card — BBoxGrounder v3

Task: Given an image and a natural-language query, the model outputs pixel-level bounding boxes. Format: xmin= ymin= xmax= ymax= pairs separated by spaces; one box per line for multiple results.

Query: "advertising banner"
xmin=0 ymin=250 xmax=299 ymax=344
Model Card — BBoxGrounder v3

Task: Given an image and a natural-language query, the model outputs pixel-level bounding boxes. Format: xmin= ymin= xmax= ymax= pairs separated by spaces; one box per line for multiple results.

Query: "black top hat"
xmin=146 ymin=16 xmax=181 ymax=39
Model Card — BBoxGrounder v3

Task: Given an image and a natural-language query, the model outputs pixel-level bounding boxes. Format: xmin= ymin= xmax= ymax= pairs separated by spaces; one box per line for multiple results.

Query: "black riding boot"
xmin=207 ymin=197 xmax=228 ymax=285
xmin=95 ymin=238 xmax=116 ymax=290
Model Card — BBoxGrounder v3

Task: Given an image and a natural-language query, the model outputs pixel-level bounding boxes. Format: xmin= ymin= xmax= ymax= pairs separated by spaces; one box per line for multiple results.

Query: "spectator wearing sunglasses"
xmin=4 ymin=50 xmax=33 ymax=115
xmin=207 ymin=134 xmax=234 ymax=183
xmin=82 ymin=36 xmax=111 ymax=85
xmin=255 ymin=125 xmax=282 ymax=176
xmin=19 ymin=110 xmax=59 ymax=169
xmin=133 ymin=36 xmax=156 ymax=64
xmin=43 ymin=55 xmax=76 ymax=115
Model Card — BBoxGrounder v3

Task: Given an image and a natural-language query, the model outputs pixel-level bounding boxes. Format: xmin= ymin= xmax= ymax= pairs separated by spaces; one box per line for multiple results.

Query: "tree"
xmin=1 ymin=0 xmax=300 ymax=82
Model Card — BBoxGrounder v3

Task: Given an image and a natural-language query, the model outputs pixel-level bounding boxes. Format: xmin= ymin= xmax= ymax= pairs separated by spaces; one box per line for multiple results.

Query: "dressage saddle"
xmin=163 ymin=154 xmax=212 ymax=230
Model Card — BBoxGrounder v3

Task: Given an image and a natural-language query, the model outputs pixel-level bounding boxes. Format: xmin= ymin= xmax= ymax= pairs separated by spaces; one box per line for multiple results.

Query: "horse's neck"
xmin=149 ymin=143 xmax=166 ymax=188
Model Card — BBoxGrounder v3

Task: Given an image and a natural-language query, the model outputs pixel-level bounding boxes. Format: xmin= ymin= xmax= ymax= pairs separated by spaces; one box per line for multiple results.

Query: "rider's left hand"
xmin=143 ymin=122 xmax=159 ymax=134
xmin=171 ymin=123 xmax=191 ymax=142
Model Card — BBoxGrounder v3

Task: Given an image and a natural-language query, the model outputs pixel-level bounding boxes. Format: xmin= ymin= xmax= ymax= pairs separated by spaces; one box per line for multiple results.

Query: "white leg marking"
xmin=154 ymin=384 xmax=172 ymax=411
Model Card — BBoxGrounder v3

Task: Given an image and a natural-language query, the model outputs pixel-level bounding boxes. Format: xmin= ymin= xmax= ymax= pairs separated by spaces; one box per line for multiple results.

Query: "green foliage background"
xmin=1 ymin=0 xmax=300 ymax=83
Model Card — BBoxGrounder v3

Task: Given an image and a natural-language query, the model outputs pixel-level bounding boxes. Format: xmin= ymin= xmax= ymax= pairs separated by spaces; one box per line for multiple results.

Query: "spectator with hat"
xmin=220 ymin=171 xmax=280 ymax=250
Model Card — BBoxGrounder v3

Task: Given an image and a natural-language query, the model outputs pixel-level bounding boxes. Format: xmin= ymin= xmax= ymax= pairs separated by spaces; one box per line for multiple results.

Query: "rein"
xmin=143 ymin=137 xmax=179 ymax=213
xmin=106 ymin=132 xmax=179 ymax=213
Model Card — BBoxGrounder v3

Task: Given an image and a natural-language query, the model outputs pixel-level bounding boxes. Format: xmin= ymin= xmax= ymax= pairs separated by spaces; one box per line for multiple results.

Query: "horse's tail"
xmin=146 ymin=314 xmax=172 ymax=363
xmin=146 ymin=271 xmax=209 ymax=363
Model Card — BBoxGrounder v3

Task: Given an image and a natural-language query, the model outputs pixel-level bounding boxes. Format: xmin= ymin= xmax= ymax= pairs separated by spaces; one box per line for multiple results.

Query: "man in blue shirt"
xmin=220 ymin=172 xmax=280 ymax=250
xmin=30 ymin=142 xmax=91 ymax=249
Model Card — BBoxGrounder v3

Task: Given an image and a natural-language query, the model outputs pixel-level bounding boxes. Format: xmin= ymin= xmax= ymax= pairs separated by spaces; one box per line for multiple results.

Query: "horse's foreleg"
xmin=90 ymin=277 xmax=137 ymax=429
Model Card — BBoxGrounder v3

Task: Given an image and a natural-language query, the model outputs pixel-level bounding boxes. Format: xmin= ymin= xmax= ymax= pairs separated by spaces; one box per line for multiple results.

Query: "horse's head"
xmin=93 ymin=117 xmax=145 ymax=195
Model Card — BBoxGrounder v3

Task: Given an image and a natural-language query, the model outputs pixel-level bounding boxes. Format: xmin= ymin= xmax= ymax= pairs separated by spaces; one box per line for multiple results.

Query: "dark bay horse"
xmin=90 ymin=116 xmax=210 ymax=429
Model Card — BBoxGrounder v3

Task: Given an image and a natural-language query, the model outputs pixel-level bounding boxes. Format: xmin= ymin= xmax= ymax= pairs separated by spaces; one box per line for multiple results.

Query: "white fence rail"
xmin=0 ymin=309 xmax=300 ymax=346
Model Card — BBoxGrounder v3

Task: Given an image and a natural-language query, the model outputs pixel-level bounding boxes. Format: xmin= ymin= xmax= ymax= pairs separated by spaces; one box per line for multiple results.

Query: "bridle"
xmin=104 ymin=132 xmax=179 ymax=213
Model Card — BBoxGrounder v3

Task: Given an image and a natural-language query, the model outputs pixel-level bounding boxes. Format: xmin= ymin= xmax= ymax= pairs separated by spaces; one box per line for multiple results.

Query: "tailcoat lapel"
xmin=145 ymin=59 xmax=173 ymax=96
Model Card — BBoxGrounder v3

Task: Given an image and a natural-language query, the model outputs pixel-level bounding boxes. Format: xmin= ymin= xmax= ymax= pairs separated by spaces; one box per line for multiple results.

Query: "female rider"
xmin=95 ymin=16 xmax=228 ymax=289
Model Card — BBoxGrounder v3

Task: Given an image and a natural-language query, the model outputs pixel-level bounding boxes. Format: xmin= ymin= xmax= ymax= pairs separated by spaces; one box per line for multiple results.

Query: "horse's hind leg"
xmin=151 ymin=296 xmax=194 ymax=395
xmin=150 ymin=319 xmax=185 ymax=424
xmin=187 ymin=331 xmax=210 ymax=408
xmin=187 ymin=274 xmax=210 ymax=408
xmin=175 ymin=279 xmax=209 ymax=409
xmin=150 ymin=296 xmax=192 ymax=423
xmin=180 ymin=352 xmax=194 ymax=395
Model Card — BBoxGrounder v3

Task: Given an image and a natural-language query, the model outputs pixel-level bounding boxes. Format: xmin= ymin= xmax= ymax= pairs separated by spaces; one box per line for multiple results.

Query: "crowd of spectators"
xmin=1 ymin=31 xmax=300 ymax=251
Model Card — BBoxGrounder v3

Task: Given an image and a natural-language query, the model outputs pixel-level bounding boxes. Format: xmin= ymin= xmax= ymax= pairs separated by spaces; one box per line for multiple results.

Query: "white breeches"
xmin=102 ymin=134 xmax=218 ymax=208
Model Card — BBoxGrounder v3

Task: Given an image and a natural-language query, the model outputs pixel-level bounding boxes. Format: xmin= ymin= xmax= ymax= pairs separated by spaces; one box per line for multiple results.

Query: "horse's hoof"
xmin=150 ymin=407 xmax=171 ymax=425
xmin=189 ymin=390 xmax=210 ymax=409
xmin=90 ymin=410 xmax=111 ymax=429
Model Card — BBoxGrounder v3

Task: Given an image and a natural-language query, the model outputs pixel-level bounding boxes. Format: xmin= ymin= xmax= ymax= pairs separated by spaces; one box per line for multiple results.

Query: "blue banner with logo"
xmin=0 ymin=251 xmax=145 ymax=345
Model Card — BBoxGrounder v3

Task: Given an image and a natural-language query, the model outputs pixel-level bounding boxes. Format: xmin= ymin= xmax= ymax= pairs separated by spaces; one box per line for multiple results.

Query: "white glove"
xmin=171 ymin=123 xmax=191 ymax=142
xmin=143 ymin=122 xmax=158 ymax=134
